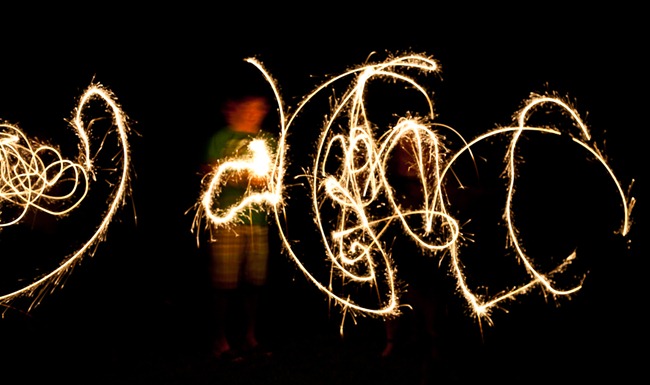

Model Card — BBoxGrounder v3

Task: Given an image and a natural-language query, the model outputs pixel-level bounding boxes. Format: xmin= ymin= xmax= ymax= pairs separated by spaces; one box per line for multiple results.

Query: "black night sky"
xmin=0 ymin=7 xmax=644 ymax=384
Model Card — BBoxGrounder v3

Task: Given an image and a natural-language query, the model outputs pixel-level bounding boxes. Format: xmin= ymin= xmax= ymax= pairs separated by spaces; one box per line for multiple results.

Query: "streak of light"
xmin=193 ymin=138 xmax=281 ymax=229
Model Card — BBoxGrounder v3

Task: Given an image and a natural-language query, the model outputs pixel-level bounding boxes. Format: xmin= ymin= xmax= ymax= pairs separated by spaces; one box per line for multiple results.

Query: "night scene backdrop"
xmin=0 ymin=7 xmax=644 ymax=385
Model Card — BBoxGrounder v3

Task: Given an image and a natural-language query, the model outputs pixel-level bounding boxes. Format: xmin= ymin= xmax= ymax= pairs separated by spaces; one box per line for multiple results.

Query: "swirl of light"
xmin=192 ymin=53 xmax=635 ymax=329
xmin=0 ymin=83 xmax=132 ymax=312
xmin=193 ymin=137 xmax=281 ymax=230
xmin=309 ymin=56 xmax=468 ymax=322
xmin=0 ymin=124 xmax=88 ymax=227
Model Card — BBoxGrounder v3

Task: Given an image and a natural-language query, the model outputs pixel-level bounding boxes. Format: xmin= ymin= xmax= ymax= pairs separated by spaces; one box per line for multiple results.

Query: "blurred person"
xmin=381 ymin=132 xmax=450 ymax=384
xmin=202 ymin=88 xmax=276 ymax=361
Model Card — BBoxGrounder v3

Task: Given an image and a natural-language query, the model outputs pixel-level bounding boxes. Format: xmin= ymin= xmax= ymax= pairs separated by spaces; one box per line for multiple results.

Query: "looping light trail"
xmin=0 ymin=83 xmax=132 ymax=312
xmin=0 ymin=125 xmax=88 ymax=227
xmin=192 ymin=53 xmax=635 ymax=330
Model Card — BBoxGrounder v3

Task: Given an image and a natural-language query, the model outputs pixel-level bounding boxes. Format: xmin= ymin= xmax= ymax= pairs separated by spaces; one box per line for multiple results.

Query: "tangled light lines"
xmin=192 ymin=52 xmax=635 ymax=330
xmin=0 ymin=83 xmax=132 ymax=313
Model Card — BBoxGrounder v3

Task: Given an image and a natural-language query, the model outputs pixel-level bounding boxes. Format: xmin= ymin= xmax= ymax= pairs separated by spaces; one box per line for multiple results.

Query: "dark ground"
xmin=1 ymin=218 xmax=641 ymax=384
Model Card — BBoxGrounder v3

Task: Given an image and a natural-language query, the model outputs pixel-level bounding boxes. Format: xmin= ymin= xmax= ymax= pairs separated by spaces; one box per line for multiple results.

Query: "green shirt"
xmin=205 ymin=126 xmax=276 ymax=225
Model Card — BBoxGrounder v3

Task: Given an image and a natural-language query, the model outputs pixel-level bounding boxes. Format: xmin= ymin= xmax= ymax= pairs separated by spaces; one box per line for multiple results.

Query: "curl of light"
xmin=0 ymin=84 xmax=132 ymax=312
xmin=193 ymin=138 xmax=282 ymax=230
xmin=0 ymin=125 xmax=88 ymax=227
xmin=438 ymin=96 xmax=635 ymax=330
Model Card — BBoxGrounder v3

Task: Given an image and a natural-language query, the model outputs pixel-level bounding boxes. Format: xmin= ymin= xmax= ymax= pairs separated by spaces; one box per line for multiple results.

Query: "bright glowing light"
xmin=249 ymin=138 xmax=273 ymax=176
xmin=192 ymin=137 xmax=281 ymax=231
xmin=192 ymin=53 xmax=635 ymax=330
xmin=0 ymin=83 xmax=132 ymax=312
xmin=0 ymin=125 xmax=88 ymax=227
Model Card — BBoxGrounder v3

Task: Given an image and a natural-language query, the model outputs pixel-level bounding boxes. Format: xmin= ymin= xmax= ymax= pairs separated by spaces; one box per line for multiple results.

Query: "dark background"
xmin=0 ymin=7 xmax=644 ymax=384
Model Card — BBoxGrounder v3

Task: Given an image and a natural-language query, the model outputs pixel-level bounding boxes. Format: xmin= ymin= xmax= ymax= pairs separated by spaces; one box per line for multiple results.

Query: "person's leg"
xmin=210 ymin=227 xmax=244 ymax=356
xmin=412 ymin=287 xmax=444 ymax=385
xmin=243 ymin=225 xmax=269 ymax=349
xmin=242 ymin=284 xmax=261 ymax=349
xmin=212 ymin=288 xmax=233 ymax=356
xmin=415 ymin=290 xmax=440 ymax=357
xmin=382 ymin=317 xmax=399 ymax=358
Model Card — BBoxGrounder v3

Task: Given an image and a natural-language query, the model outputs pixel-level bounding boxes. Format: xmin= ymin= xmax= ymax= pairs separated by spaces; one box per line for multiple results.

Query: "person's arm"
xmin=204 ymin=134 xmax=271 ymax=189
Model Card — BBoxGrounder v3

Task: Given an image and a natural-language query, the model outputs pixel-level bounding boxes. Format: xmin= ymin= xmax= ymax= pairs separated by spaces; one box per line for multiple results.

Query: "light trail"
xmin=192 ymin=138 xmax=281 ymax=229
xmin=192 ymin=53 xmax=635 ymax=329
xmin=0 ymin=125 xmax=88 ymax=226
xmin=0 ymin=83 xmax=132 ymax=312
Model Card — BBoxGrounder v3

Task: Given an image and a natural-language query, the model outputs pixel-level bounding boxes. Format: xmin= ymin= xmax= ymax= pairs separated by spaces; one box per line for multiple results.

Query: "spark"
xmin=192 ymin=53 xmax=635 ymax=329
xmin=0 ymin=83 xmax=132 ymax=312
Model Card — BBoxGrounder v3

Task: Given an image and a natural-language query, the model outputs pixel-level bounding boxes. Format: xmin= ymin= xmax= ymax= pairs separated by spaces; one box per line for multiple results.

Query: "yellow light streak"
xmin=192 ymin=53 xmax=635 ymax=330
xmin=0 ymin=83 xmax=132 ymax=312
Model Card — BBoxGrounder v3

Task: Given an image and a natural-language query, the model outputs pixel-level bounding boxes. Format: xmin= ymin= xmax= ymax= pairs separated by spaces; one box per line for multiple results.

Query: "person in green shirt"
xmin=204 ymin=91 xmax=275 ymax=361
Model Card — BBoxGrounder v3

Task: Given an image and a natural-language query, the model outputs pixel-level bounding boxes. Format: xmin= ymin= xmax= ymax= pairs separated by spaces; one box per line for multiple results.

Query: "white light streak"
xmin=192 ymin=137 xmax=281 ymax=230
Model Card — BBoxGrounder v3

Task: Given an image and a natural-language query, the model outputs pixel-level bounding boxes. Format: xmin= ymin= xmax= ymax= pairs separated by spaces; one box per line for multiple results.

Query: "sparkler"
xmin=192 ymin=53 xmax=635 ymax=330
xmin=193 ymin=138 xmax=281 ymax=229
xmin=0 ymin=83 xmax=132 ymax=312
